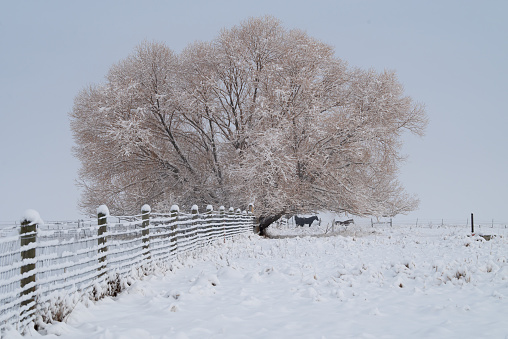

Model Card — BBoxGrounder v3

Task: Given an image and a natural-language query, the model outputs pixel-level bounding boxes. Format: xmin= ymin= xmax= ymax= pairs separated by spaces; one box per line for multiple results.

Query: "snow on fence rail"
xmin=0 ymin=204 xmax=255 ymax=334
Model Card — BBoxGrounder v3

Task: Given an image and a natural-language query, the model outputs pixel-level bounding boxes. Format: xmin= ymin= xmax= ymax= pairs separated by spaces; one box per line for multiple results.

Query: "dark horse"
xmin=295 ymin=215 xmax=319 ymax=227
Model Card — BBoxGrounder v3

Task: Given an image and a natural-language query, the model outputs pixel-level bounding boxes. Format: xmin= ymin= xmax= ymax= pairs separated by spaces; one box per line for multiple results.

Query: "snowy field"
xmin=5 ymin=220 xmax=508 ymax=338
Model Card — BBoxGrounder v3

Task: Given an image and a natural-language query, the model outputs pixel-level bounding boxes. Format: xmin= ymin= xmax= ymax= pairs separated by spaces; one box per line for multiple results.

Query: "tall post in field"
xmin=471 ymin=213 xmax=474 ymax=234
xmin=20 ymin=210 xmax=40 ymax=324
xmin=97 ymin=205 xmax=109 ymax=276
xmin=141 ymin=204 xmax=151 ymax=260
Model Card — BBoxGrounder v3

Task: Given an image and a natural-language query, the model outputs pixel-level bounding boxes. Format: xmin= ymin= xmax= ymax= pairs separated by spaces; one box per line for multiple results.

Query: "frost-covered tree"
xmin=71 ymin=16 xmax=427 ymax=233
xmin=71 ymin=41 xmax=231 ymax=215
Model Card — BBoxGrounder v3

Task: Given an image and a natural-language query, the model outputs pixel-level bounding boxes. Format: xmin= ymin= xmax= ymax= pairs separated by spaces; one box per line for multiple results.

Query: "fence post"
xmin=471 ymin=213 xmax=474 ymax=234
xmin=141 ymin=204 xmax=151 ymax=261
xmin=235 ymin=208 xmax=241 ymax=233
xmin=227 ymin=207 xmax=234 ymax=240
xmin=20 ymin=210 xmax=40 ymax=326
xmin=219 ymin=206 xmax=225 ymax=243
xmin=170 ymin=205 xmax=179 ymax=253
xmin=191 ymin=205 xmax=199 ymax=247
xmin=242 ymin=210 xmax=248 ymax=232
xmin=206 ymin=205 xmax=213 ymax=244
xmin=97 ymin=205 xmax=109 ymax=276
xmin=248 ymin=203 xmax=258 ymax=234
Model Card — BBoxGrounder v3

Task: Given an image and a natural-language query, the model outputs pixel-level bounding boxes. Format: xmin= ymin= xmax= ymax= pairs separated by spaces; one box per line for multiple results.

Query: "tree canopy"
xmin=71 ymin=16 xmax=427 ymax=229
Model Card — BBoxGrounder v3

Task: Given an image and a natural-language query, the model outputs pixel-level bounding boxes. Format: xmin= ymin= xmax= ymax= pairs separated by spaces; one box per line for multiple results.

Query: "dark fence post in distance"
xmin=97 ymin=205 xmax=109 ymax=277
xmin=141 ymin=204 xmax=151 ymax=261
xmin=170 ymin=205 xmax=179 ymax=253
xmin=20 ymin=210 xmax=40 ymax=326
xmin=471 ymin=213 xmax=474 ymax=234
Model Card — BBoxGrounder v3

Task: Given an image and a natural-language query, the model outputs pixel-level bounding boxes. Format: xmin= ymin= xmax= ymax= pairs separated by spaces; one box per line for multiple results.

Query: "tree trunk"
xmin=258 ymin=212 xmax=284 ymax=236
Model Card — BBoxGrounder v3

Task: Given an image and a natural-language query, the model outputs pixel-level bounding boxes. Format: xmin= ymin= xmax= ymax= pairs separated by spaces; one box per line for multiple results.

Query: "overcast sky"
xmin=1 ymin=0 xmax=507 ymax=223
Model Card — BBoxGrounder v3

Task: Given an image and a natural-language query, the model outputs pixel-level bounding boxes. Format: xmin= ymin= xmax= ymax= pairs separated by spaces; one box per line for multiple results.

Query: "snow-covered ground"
xmin=5 ymin=221 xmax=508 ymax=338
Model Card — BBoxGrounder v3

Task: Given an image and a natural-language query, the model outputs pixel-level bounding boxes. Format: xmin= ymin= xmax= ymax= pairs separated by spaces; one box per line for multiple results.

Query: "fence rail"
xmin=0 ymin=204 xmax=255 ymax=334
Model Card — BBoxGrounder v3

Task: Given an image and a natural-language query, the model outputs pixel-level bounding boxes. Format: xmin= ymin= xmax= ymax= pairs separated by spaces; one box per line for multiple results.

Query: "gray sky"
xmin=1 ymin=0 xmax=507 ymax=223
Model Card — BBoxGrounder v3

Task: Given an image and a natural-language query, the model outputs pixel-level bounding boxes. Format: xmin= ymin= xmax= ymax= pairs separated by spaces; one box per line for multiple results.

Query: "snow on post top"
xmin=21 ymin=209 xmax=43 ymax=225
xmin=170 ymin=205 xmax=179 ymax=212
xmin=141 ymin=204 xmax=151 ymax=213
xmin=206 ymin=205 xmax=213 ymax=211
xmin=97 ymin=205 xmax=110 ymax=216
xmin=191 ymin=205 xmax=199 ymax=212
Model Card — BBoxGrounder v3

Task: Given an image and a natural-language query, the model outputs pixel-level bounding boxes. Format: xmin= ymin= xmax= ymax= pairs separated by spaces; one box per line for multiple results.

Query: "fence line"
xmin=0 ymin=204 xmax=255 ymax=335
xmin=335 ymin=217 xmax=508 ymax=229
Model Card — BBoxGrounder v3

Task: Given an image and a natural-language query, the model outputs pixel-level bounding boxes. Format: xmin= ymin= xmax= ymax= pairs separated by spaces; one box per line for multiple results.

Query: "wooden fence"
xmin=0 ymin=204 xmax=255 ymax=334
